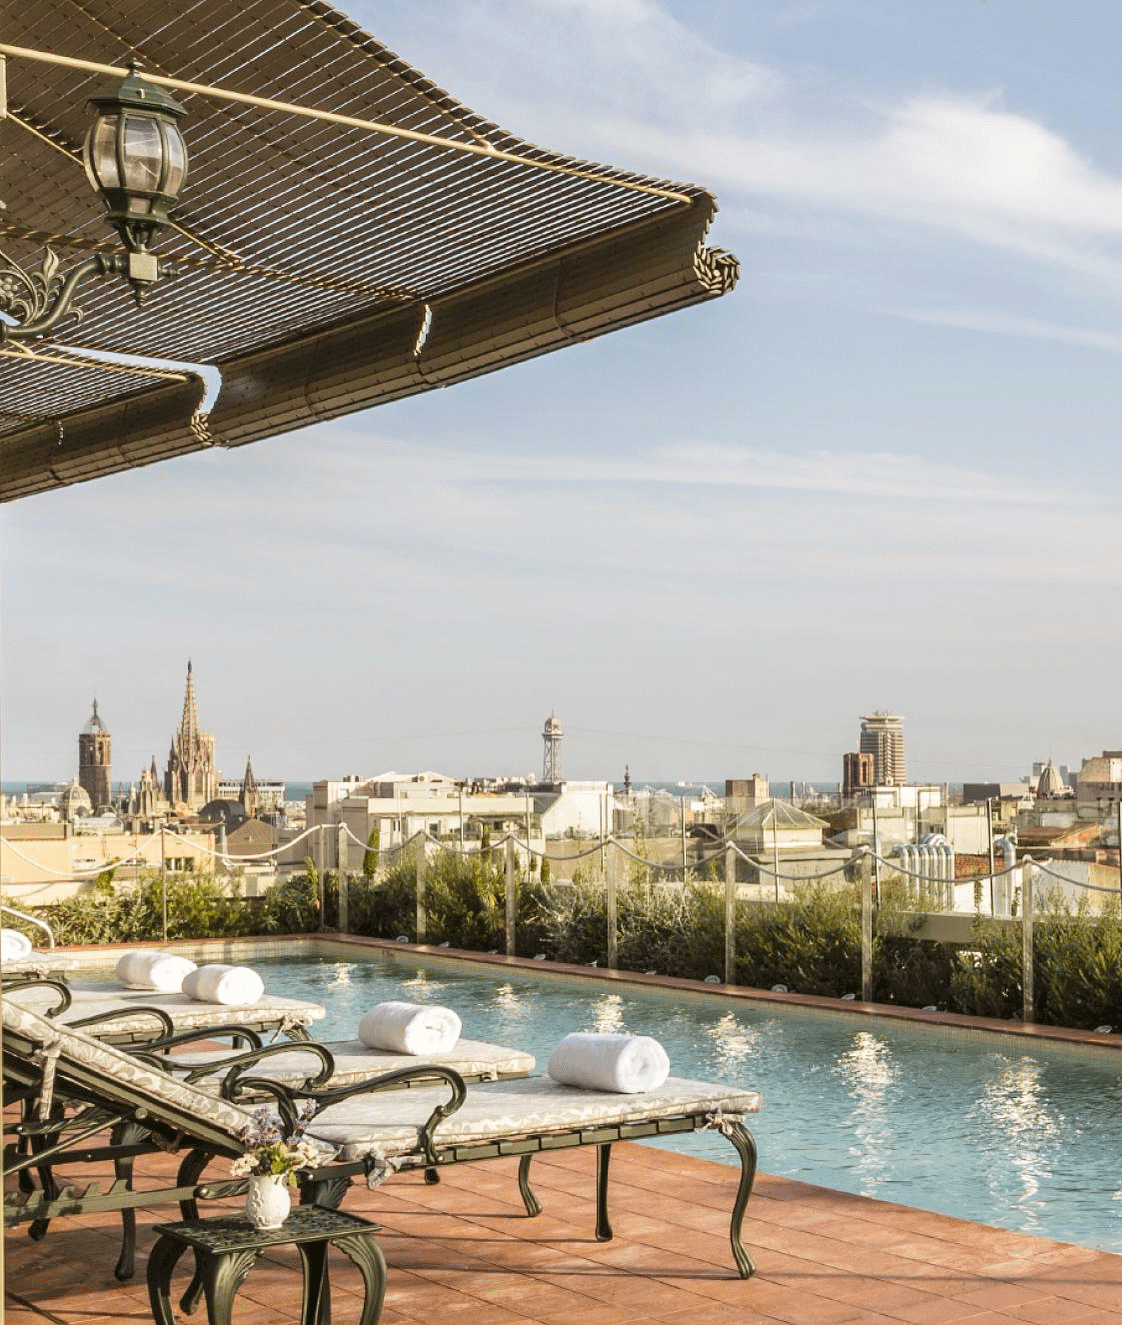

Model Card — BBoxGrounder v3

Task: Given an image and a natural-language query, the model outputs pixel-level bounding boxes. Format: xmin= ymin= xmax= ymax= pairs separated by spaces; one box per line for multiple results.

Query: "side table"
xmin=146 ymin=1204 xmax=386 ymax=1325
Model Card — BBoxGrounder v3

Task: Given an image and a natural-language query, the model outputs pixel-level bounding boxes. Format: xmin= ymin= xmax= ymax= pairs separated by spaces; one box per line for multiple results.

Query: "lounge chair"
xmin=4 ymin=975 xmax=327 ymax=1044
xmin=4 ymin=975 xmax=536 ymax=1086
xmin=3 ymin=996 xmax=762 ymax=1283
xmin=164 ymin=1037 xmax=536 ymax=1088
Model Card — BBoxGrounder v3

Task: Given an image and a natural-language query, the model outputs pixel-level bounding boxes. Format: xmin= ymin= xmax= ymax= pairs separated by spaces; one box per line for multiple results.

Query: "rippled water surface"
xmin=231 ymin=952 xmax=1122 ymax=1250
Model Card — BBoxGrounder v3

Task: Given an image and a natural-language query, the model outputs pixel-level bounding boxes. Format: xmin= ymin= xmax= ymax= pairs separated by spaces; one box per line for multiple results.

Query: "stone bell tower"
xmin=78 ymin=698 xmax=112 ymax=810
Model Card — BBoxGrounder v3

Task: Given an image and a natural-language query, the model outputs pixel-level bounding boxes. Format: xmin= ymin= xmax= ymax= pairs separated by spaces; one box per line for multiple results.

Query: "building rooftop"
xmin=736 ymin=799 xmax=831 ymax=832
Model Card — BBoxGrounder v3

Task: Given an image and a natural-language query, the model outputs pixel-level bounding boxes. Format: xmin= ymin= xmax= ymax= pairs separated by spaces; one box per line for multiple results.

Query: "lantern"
xmin=83 ymin=62 xmax=188 ymax=286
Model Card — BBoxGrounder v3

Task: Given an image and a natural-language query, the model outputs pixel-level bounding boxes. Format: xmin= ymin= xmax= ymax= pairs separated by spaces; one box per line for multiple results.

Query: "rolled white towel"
xmin=1 ymin=929 xmax=33 ymax=963
xmin=115 ymin=949 xmax=197 ymax=992
xmin=181 ymin=964 xmax=265 ymax=1007
xmin=357 ymin=1001 xmax=462 ymax=1055
xmin=547 ymin=1032 xmax=671 ymax=1093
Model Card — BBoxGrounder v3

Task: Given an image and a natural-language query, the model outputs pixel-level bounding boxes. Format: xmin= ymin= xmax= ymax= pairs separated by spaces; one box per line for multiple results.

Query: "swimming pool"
xmin=229 ymin=948 xmax=1122 ymax=1254
xmin=79 ymin=945 xmax=1122 ymax=1252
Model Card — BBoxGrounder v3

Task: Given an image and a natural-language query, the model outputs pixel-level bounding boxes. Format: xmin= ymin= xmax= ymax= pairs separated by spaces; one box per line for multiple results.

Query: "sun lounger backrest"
xmin=2 ymin=997 xmax=252 ymax=1153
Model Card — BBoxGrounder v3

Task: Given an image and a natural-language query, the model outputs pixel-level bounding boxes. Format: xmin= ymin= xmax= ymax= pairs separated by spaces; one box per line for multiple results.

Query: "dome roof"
xmin=1036 ymin=761 xmax=1068 ymax=798
xmin=199 ymin=799 xmax=247 ymax=828
xmin=59 ymin=779 xmax=92 ymax=816
xmin=737 ymin=799 xmax=830 ymax=831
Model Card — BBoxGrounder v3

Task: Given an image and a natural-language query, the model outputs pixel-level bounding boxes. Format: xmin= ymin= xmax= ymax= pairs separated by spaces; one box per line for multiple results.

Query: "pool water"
xmin=152 ymin=950 xmax=1122 ymax=1251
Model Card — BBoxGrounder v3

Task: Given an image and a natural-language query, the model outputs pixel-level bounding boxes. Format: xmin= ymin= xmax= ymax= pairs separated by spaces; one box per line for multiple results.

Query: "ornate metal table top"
xmin=152 ymin=1203 xmax=378 ymax=1253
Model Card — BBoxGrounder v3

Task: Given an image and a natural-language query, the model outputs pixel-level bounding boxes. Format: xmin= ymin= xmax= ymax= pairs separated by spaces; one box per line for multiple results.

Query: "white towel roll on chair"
xmin=180 ymin=963 xmax=265 ymax=1006
xmin=115 ymin=949 xmax=198 ymax=992
xmin=357 ymin=1000 xmax=462 ymax=1055
xmin=547 ymin=1032 xmax=671 ymax=1093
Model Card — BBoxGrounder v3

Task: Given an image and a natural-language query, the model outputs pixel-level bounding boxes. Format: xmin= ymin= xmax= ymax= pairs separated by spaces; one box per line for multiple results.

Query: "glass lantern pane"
xmin=84 ymin=115 xmax=120 ymax=191
xmin=121 ymin=115 xmax=163 ymax=192
xmin=160 ymin=124 xmax=188 ymax=197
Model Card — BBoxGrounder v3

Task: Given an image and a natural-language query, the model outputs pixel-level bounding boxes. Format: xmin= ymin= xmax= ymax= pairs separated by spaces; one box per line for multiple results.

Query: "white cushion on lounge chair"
xmin=307 ymin=1074 xmax=762 ymax=1162
xmin=0 ymin=952 xmax=76 ymax=975
xmin=1 ymin=999 xmax=253 ymax=1140
xmin=170 ymin=1038 xmax=535 ymax=1089
xmin=5 ymin=981 xmax=326 ymax=1040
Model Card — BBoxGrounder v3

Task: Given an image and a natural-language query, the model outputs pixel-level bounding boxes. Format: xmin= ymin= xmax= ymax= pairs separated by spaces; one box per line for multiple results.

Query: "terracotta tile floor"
xmin=7 ymin=1140 xmax=1122 ymax=1325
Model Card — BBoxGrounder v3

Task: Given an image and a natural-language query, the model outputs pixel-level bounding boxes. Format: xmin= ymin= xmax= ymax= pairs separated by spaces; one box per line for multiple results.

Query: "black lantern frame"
xmin=83 ymin=62 xmax=189 ymax=258
xmin=0 ymin=61 xmax=189 ymax=341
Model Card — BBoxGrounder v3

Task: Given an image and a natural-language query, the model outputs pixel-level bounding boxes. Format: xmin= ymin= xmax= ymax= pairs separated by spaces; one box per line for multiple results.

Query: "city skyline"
xmin=0 ymin=666 xmax=1086 ymax=791
xmin=4 ymin=1 xmax=1122 ymax=784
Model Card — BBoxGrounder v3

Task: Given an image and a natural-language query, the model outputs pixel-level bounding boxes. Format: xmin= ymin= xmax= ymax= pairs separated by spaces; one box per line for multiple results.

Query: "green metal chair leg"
xmin=516 ymin=1155 xmax=542 ymax=1216
xmin=112 ymin=1120 xmax=147 ymax=1281
xmin=595 ymin=1144 xmax=613 ymax=1242
xmin=27 ymin=1103 xmax=64 ymax=1242
xmin=722 ymin=1120 xmax=758 ymax=1279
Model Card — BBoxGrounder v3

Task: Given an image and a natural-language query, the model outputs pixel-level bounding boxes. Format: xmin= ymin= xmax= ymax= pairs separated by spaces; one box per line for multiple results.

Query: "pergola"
xmin=0 ymin=0 xmax=738 ymax=502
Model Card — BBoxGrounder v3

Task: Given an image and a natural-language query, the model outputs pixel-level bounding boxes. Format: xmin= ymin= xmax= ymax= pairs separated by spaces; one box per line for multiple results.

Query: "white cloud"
xmin=884 ymin=306 xmax=1122 ymax=357
xmin=375 ymin=1 xmax=1122 ymax=284
xmin=422 ymin=0 xmax=782 ymax=134
xmin=315 ymin=427 xmax=1085 ymax=510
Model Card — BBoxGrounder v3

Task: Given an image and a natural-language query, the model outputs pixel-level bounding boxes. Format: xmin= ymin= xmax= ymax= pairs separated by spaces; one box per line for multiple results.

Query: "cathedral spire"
xmin=165 ymin=660 xmax=217 ymax=810
xmin=179 ymin=660 xmax=201 ymax=750
xmin=241 ymin=755 xmax=259 ymax=818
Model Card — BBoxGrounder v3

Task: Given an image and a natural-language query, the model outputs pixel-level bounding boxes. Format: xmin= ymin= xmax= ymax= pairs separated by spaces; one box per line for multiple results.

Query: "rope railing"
xmin=733 ymin=842 xmax=853 ymax=882
xmin=163 ymin=823 xmax=323 ymax=863
xmin=0 ymin=831 xmax=162 ymax=876
xmin=340 ymin=821 xmax=864 ymax=881
xmin=6 ymin=820 xmax=1121 ymax=902
xmin=7 ymin=816 xmax=1122 ymax=1029
xmin=1031 ymin=857 xmax=1122 ymax=894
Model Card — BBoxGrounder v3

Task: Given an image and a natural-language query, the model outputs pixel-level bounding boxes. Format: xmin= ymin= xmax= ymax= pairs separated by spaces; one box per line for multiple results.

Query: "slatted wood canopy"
xmin=0 ymin=0 xmax=737 ymax=502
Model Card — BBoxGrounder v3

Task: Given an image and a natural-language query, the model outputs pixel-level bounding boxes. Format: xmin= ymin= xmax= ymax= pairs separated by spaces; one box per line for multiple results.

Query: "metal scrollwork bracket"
xmin=0 ymin=247 xmax=126 ymax=341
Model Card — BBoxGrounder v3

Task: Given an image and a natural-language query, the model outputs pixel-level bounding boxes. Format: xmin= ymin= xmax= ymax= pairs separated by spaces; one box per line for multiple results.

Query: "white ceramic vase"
xmin=245 ymin=1172 xmax=291 ymax=1231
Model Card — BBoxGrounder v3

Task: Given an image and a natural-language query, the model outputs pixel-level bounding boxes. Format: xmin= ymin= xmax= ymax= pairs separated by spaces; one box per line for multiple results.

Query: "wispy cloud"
xmin=384 ymin=1 xmax=1122 ymax=285
xmin=884 ymin=306 xmax=1122 ymax=356
xmin=311 ymin=429 xmax=1086 ymax=509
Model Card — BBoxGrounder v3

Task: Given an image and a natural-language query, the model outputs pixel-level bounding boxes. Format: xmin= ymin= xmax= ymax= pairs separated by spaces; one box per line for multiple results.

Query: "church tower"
xmin=78 ymin=699 xmax=112 ymax=809
xmin=164 ymin=662 xmax=218 ymax=811
xmin=240 ymin=755 xmax=259 ymax=819
xmin=134 ymin=756 xmax=165 ymax=820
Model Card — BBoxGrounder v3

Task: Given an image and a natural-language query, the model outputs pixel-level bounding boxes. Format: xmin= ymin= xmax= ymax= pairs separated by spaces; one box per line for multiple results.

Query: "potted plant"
xmin=230 ymin=1105 xmax=322 ymax=1230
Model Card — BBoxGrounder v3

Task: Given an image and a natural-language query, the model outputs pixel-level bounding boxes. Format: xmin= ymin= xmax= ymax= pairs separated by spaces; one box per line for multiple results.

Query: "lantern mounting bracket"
xmin=2 ymin=61 xmax=187 ymax=342
xmin=0 ymin=246 xmax=159 ymax=341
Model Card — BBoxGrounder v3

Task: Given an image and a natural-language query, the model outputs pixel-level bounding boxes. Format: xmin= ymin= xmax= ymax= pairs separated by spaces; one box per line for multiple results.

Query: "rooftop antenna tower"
xmin=542 ymin=713 xmax=564 ymax=784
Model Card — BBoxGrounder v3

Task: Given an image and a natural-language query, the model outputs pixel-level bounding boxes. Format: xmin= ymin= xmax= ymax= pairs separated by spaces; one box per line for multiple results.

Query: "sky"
xmin=4 ymin=0 xmax=1122 ymax=788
